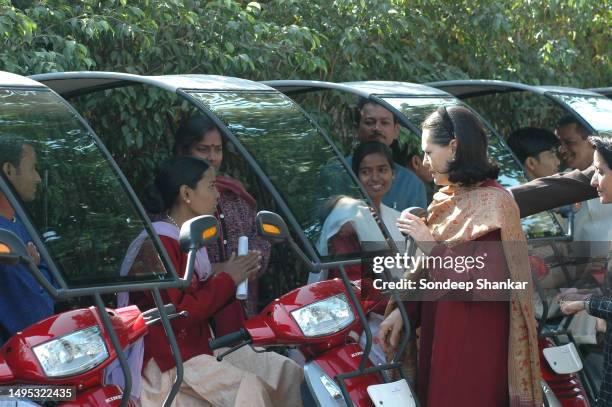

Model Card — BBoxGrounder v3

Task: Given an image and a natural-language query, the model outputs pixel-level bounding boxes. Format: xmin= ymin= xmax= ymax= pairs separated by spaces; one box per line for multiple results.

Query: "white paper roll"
xmin=236 ymin=236 xmax=249 ymax=300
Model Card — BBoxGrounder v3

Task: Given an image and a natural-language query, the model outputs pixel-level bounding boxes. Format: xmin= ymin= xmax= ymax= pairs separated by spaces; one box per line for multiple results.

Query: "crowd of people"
xmin=1 ymin=97 xmax=611 ymax=407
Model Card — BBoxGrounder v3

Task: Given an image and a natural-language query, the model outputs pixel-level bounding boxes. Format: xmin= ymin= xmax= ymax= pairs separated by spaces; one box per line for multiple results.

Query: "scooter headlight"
xmin=33 ymin=326 xmax=109 ymax=377
xmin=290 ymin=294 xmax=355 ymax=337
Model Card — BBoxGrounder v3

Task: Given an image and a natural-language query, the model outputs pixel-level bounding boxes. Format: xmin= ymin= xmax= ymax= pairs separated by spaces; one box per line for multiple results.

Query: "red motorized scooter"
xmin=0 ymin=301 xmax=145 ymax=406
xmin=209 ymin=211 xmax=417 ymax=407
xmin=0 ymin=215 xmax=218 ymax=406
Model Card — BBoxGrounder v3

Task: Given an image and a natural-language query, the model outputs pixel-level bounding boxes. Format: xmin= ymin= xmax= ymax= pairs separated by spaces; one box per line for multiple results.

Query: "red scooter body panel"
xmin=109 ymin=306 xmax=147 ymax=345
xmin=243 ymin=315 xmax=277 ymax=343
xmin=314 ymin=343 xmax=380 ymax=407
xmin=0 ymin=354 xmax=13 ymax=381
xmin=1 ymin=307 xmax=108 ymax=384
xmin=61 ymin=384 xmax=135 ymax=407
xmin=243 ymin=278 xmax=387 ymax=406
xmin=0 ymin=305 xmax=146 ymax=393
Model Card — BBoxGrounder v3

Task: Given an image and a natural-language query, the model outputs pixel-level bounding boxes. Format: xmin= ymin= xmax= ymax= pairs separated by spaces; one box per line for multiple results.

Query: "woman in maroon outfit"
xmin=378 ymin=106 xmax=541 ymax=406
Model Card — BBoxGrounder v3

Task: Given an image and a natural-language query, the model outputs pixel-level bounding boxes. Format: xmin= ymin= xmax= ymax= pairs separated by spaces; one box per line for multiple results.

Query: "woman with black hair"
xmin=377 ymin=106 xmax=541 ymax=406
xmin=317 ymin=142 xmax=404 ymax=282
xmin=174 ymin=115 xmax=271 ymax=329
xmin=561 ymin=134 xmax=612 ymax=407
xmin=130 ymin=156 xmax=302 ymax=406
xmin=352 ymin=141 xmax=404 ymax=244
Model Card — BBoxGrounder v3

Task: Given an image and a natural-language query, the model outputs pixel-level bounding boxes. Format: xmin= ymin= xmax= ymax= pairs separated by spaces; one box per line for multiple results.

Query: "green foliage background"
xmin=1 ymin=0 xmax=609 ymax=84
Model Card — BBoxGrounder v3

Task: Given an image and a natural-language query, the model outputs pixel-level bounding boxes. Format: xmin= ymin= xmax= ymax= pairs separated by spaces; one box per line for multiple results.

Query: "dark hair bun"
xmin=143 ymin=156 xmax=212 ymax=214
xmin=142 ymin=184 xmax=166 ymax=214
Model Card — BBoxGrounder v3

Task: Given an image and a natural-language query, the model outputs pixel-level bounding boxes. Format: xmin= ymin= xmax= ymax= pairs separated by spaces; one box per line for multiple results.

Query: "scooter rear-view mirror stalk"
xmin=255 ymin=211 xmax=316 ymax=272
xmin=0 ymin=228 xmax=28 ymax=266
xmin=179 ymin=215 xmax=219 ymax=286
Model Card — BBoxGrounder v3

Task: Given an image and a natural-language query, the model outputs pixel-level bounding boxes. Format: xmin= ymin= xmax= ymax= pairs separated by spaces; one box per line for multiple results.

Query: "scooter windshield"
xmin=190 ymin=91 xmax=392 ymax=261
xmin=0 ymin=88 xmax=172 ymax=288
xmin=549 ymin=93 xmax=612 ymax=132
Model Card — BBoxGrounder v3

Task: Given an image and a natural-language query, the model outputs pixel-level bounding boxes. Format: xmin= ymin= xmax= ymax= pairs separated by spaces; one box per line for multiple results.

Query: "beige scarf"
xmin=388 ymin=183 xmax=542 ymax=406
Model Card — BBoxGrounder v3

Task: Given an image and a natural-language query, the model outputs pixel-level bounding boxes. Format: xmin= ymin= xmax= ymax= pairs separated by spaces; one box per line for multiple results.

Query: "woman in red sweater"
xmin=133 ymin=156 xmax=302 ymax=406
xmin=174 ymin=116 xmax=271 ymax=323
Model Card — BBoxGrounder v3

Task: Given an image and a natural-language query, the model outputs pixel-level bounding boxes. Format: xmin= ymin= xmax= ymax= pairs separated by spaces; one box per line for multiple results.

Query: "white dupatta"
xmin=117 ymin=221 xmax=213 ymax=307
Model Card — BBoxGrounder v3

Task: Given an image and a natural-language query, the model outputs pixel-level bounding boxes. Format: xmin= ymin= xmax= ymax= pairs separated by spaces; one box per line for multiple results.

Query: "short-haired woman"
xmin=377 ymin=106 xmax=541 ymax=406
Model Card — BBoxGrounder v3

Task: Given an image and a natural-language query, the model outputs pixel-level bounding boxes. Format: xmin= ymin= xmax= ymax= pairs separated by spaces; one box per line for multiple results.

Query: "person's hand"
xmin=377 ymin=308 xmax=403 ymax=354
xmin=555 ymin=287 xmax=592 ymax=302
xmin=396 ymin=212 xmax=435 ymax=254
xmin=222 ymin=250 xmax=262 ymax=285
xmin=560 ymin=300 xmax=586 ymax=316
xmin=596 ymin=318 xmax=606 ymax=333
xmin=26 ymin=242 xmax=40 ymax=265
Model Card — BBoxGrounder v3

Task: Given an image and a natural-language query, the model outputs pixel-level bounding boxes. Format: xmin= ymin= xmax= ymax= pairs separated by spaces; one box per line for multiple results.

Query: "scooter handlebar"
xmin=209 ymin=328 xmax=250 ymax=350
xmin=142 ymin=303 xmax=177 ymax=322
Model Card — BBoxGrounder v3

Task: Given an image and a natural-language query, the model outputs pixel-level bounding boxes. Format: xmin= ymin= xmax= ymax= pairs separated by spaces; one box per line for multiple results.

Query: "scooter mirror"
xmin=179 ymin=215 xmax=219 ymax=253
xmin=0 ymin=228 xmax=29 ymax=266
xmin=255 ymin=211 xmax=289 ymax=243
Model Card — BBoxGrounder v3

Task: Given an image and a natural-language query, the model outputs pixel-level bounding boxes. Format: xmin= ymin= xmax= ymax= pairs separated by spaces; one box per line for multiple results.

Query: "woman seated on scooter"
xmin=317 ymin=194 xmax=385 ymax=280
xmin=129 ymin=156 xmax=302 ymax=406
xmin=352 ymin=141 xmax=407 ymax=256
xmin=377 ymin=106 xmax=542 ymax=406
xmin=317 ymin=142 xmax=405 ymax=281
xmin=561 ymin=134 xmax=612 ymax=407
xmin=316 ymin=142 xmax=408 ymax=366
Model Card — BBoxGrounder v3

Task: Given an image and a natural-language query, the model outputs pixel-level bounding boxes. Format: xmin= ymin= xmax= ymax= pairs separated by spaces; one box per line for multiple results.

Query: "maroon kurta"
xmin=416 ymin=229 xmax=510 ymax=407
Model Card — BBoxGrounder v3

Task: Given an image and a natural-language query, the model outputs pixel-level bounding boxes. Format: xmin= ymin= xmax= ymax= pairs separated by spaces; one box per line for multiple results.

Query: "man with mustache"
xmin=557 ymin=116 xmax=595 ymax=172
xmin=556 ymin=117 xmax=612 ymax=264
xmin=320 ymin=99 xmax=427 ymax=212
xmin=348 ymin=99 xmax=427 ymax=210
